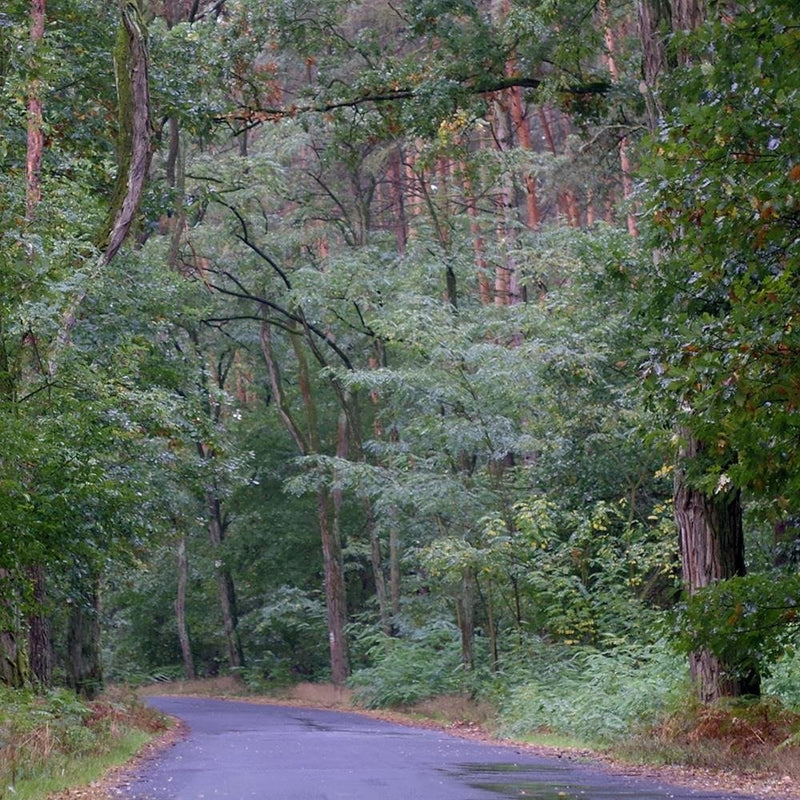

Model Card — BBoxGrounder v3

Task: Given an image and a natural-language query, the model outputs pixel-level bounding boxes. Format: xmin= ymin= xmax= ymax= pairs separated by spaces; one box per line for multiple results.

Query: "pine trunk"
xmin=27 ymin=565 xmax=52 ymax=688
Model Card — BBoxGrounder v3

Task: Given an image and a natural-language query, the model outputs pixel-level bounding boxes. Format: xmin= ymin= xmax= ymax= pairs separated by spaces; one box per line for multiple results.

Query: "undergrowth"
xmin=620 ymin=696 xmax=800 ymax=779
xmin=497 ymin=639 xmax=689 ymax=745
xmin=348 ymin=621 xmax=486 ymax=707
xmin=0 ymin=685 xmax=167 ymax=800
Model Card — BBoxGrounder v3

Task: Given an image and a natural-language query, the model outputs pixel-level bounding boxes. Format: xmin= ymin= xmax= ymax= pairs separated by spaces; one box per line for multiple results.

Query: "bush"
xmin=498 ymin=640 xmax=689 ymax=744
xmin=349 ymin=621 xmax=483 ymax=707
xmin=764 ymin=649 xmax=800 ymax=709
xmin=0 ymin=686 xmax=166 ymax=797
xmin=238 ymin=586 xmax=330 ymax=687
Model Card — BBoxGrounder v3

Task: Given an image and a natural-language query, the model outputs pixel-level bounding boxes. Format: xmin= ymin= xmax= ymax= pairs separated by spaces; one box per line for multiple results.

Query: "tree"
xmin=641 ymin=0 xmax=799 ymax=700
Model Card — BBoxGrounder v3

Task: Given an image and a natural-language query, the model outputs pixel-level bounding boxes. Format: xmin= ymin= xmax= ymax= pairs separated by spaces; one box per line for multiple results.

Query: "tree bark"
xmin=25 ymin=0 xmax=45 ymax=219
xmin=100 ymin=0 xmax=153 ymax=265
xmin=0 ymin=570 xmax=27 ymax=689
xmin=318 ymin=487 xmax=350 ymax=684
xmin=599 ymin=0 xmax=637 ymax=237
xmin=27 ymin=565 xmax=52 ymax=688
xmin=456 ymin=568 xmax=476 ymax=669
xmin=206 ymin=486 xmax=244 ymax=670
xmin=175 ymin=533 xmax=196 ymax=680
xmin=288 ymin=325 xmax=351 ymax=684
xmin=389 ymin=521 xmax=401 ymax=618
xmin=674 ymin=430 xmax=759 ymax=701
xmin=641 ymin=0 xmax=755 ymax=703
xmin=65 ymin=575 xmax=102 ymax=699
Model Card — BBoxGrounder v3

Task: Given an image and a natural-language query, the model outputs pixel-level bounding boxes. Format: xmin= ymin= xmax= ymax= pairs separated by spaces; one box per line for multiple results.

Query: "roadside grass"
xmin=5 ymin=730 xmax=150 ymax=800
xmin=617 ymin=697 xmax=800 ymax=780
xmin=0 ymin=686 xmax=168 ymax=800
xmin=137 ymin=674 xmax=245 ymax=698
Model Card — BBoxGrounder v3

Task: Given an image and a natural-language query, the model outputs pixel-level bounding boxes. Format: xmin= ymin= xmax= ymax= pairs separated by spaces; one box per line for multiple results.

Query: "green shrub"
xmin=0 ymin=686 xmax=165 ymax=797
xmin=764 ymin=650 xmax=800 ymax=709
xmin=349 ymin=621 xmax=482 ymax=707
xmin=498 ymin=640 xmax=689 ymax=744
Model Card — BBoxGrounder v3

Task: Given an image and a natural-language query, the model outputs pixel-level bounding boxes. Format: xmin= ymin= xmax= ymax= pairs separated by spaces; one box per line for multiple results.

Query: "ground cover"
xmin=0 ymin=687 xmax=168 ymax=800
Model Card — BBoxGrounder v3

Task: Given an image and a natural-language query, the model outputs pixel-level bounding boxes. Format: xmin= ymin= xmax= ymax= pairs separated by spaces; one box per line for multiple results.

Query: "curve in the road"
xmin=122 ymin=697 xmax=765 ymax=800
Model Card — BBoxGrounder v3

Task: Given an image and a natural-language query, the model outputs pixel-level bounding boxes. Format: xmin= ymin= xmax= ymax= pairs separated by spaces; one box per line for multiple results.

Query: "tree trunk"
xmin=318 ymin=487 xmax=350 ymax=684
xmin=206 ymin=490 xmax=244 ymax=670
xmin=65 ymin=575 xmax=102 ymax=699
xmin=456 ymin=569 xmax=475 ymax=670
xmin=599 ymin=0 xmax=637 ymax=237
xmin=388 ymin=147 xmax=408 ymax=255
xmin=640 ymin=0 xmax=754 ymax=704
xmin=99 ymin=0 xmax=152 ymax=265
xmin=25 ymin=0 xmax=45 ymax=219
xmin=288 ymin=325 xmax=351 ymax=684
xmin=0 ymin=570 xmax=27 ymax=689
xmin=175 ymin=533 xmax=196 ymax=680
xmin=674 ymin=431 xmax=759 ymax=700
xmin=389 ymin=522 xmax=401 ymax=618
xmin=27 ymin=565 xmax=52 ymax=688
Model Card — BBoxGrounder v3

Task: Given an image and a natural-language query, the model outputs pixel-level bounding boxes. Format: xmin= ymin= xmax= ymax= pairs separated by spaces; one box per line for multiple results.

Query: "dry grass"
xmin=399 ymin=693 xmax=497 ymax=728
xmin=136 ymin=675 xmax=245 ymax=698
xmin=0 ymin=687 xmax=168 ymax=800
xmin=620 ymin=698 xmax=800 ymax=783
xmin=276 ymin=681 xmax=355 ymax=708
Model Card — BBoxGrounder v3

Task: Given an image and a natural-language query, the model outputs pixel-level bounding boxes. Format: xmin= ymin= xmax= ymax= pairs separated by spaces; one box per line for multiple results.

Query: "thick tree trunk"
xmin=175 ymin=534 xmax=196 ymax=680
xmin=674 ymin=431 xmax=759 ymax=701
xmin=642 ymin=0 xmax=753 ymax=703
xmin=0 ymin=570 xmax=27 ymax=688
xmin=27 ymin=565 xmax=52 ymax=688
xmin=65 ymin=576 xmax=102 ymax=699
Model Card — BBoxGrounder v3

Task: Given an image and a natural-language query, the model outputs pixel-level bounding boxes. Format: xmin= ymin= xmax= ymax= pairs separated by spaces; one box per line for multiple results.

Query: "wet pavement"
xmin=122 ymin=697 xmax=767 ymax=800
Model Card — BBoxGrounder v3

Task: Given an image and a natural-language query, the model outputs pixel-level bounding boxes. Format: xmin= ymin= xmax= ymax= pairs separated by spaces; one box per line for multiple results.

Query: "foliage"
xmin=0 ymin=686 xmax=165 ymax=798
xmin=642 ymin=0 xmax=800 ymax=509
xmin=674 ymin=573 xmax=800 ymax=683
xmin=764 ymin=650 xmax=800 ymax=710
xmin=238 ymin=587 xmax=330 ymax=686
xmin=349 ymin=621 xmax=484 ymax=707
xmin=498 ymin=640 xmax=689 ymax=744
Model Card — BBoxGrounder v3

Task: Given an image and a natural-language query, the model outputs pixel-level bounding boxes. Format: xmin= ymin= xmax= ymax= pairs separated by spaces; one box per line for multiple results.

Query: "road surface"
xmin=123 ymin=696 xmax=766 ymax=800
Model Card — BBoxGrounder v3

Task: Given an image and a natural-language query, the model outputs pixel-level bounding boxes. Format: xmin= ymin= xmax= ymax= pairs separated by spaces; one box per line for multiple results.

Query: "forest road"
xmin=123 ymin=696 xmax=762 ymax=800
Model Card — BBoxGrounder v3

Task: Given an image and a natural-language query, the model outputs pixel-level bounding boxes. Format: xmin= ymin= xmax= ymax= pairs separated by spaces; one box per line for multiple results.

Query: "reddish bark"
xmin=25 ymin=0 xmax=45 ymax=218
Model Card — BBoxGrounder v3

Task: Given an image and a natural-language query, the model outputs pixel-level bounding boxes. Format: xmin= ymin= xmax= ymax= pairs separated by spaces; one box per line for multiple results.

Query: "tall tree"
xmin=642 ymin=0 xmax=798 ymax=700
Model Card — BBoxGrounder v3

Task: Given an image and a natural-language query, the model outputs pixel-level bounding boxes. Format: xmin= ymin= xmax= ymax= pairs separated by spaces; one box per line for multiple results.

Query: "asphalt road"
xmin=123 ymin=696 xmax=763 ymax=800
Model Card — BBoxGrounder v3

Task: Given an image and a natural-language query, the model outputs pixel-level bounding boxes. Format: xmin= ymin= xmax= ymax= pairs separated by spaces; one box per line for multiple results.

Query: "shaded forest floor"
xmin=125 ymin=677 xmax=800 ymax=800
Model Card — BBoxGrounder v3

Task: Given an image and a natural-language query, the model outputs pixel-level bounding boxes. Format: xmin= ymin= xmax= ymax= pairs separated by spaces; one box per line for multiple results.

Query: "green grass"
xmin=0 ymin=686 xmax=167 ymax=800
xmin=4 ymin=729 xmax=150 ymax=800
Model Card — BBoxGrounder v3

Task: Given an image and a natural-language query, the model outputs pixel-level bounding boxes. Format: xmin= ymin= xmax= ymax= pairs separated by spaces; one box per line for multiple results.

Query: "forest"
xmin=1 ymin=0 xmax=799 ymax=766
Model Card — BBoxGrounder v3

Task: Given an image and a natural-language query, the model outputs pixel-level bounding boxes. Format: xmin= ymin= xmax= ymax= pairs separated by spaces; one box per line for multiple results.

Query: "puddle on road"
xmin=456 ymin=762 xmax=681 ymax=800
